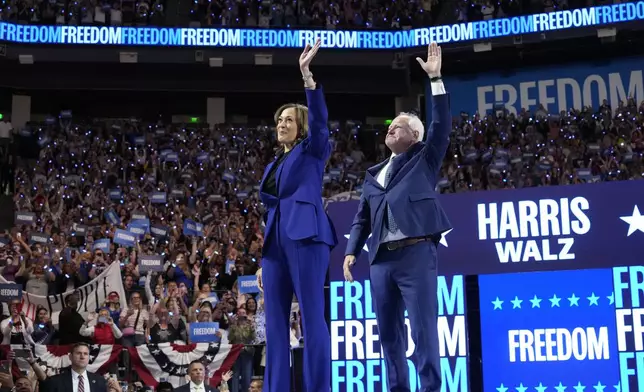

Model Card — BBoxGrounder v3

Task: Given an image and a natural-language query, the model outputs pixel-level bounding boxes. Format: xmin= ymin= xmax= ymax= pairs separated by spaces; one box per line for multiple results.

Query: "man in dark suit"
xmin=40 ymin=342 xmax=119 ymax=392
xmin=343 ymin=42 xmax=451 ymax=392
xmin=174 ymin=360 xmax=218 ymax=392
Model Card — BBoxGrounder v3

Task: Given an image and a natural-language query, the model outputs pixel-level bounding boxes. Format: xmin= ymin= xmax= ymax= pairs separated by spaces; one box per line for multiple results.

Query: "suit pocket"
xmin=286 ymin=200 xmax=319 ymax=240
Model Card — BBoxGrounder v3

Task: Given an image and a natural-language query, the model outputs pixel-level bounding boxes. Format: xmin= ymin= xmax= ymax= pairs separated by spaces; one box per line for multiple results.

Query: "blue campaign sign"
xmin=189 ymin=322 xmax=220 ymax=343
xmin=443 ymin=56 xmax=644 ymax=115
xmin=113 ymin=229 xmax=136 ymax=247
xmin=327 ymin=181 xmax=644 ymax=280
xmin=93 ymin=239 xmax=110 ymax=252
xmin=478 ymin=269 xmax=621 ymax=391
xmin=329 ymin=275 xmax=467 ymax=392
xmin=0 ymin=283 xmax=23 ymax=301
xmin=237 ymin=275 xmax=260 ymax=294
xmin=0 ymin=3 xmax=643 ymax=49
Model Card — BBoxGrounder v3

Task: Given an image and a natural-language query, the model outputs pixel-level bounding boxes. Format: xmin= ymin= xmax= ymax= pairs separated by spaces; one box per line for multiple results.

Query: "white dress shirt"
xmin=189 ymin=381 xmax=206 ymax=391
xmin=72 ymin=369 xmax=91 ymax=392
xmin=379 ymin=79 xmax=446 ymax=243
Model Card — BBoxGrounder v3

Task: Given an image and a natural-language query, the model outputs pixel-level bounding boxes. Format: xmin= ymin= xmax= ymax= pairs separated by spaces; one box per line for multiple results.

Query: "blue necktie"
xmin=384 ymin=157 xmax=398 ymax=233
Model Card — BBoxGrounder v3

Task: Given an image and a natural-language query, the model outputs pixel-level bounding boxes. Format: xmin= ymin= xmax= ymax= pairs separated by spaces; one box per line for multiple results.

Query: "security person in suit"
xmin=343 ymin=42 xmax=452 ymax=392
xmin=259 ymin=38 xmax=337 ymax=392
xmin=40 ymin=342 xmax=120 ymax=392
xmin=174 ymin=361 xmax=218 ymax=392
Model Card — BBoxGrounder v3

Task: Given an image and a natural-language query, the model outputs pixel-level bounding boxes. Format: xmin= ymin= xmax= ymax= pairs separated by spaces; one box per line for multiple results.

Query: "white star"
xmin=492 ymin=297 xmax=504 ymax=310
xmin=497 ymin=384 xmax=509 ymax=392
xmin=568 ymin=294 xmax=580 ymax=306
xmin=439 ymin=229 xmax=453 ymax=247
xmin=529 ymin=295 xmax=542 ymax=308
xmin=620 ymin=205 xmax=644 ymax=236
xmin=516 ymin=383 xmax=528 ymax=392
xmin=613 ymin=382 xmax=620 ymax=392
xmin=607 ymin=293 xmax=615 ymax=305
xmin=550 ymin=294 xmax=561 ymax=307
xmin=344 ymin=234 xmax=370 ymax=252
xmin=511 ymin=296 xmax=523 ymax=309
xmin=554 ymin=382 xmax=567 ymax=392
xmin=587 ymin=292 xmax=600 ymax=306
xmin=535 ymin=382 xmax=548 ymax=392
xmin=593 ymin=382 xmax=605 ymax=392
xmin=573 ymin=383 xmax=585 ymax=392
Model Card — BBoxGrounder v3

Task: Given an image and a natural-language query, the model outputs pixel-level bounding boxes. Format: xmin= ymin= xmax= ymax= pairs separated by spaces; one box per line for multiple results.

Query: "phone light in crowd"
xmin=190 ymin=117 xmax=199 ymax=123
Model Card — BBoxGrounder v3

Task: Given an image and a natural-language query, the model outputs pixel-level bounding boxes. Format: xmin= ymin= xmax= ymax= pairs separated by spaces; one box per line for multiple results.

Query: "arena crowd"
xmin=0 ymin=94 xmax=641 ymax=392
xmin=0 ymin=0 xmax=610 ymax=29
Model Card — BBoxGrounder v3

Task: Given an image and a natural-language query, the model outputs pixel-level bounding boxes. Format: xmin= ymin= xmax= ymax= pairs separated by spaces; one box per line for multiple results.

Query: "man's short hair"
xmin=71 ymin=342 xmax=90 ymax=353
xmin=188 ymin=359 xmax=205 ymax=371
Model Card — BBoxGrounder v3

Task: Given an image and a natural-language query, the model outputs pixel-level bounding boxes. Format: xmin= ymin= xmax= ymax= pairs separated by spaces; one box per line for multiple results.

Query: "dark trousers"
xmin=230 ymin=348 xmax=254 ymax=392
xmin=262 ymin=223 xmax=330 ymax=392
xmin=370 ymin=241 xmax=441 ymax=392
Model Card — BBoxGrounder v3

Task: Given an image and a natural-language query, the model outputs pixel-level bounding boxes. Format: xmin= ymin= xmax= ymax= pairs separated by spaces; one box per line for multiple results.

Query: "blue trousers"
xmin=262 ymin=223 xmax=330 ymax=392
xmin=370 ymin=240 xmax=441 ymax=392
xmin=230 ymin=349 xmax=254 ymax=392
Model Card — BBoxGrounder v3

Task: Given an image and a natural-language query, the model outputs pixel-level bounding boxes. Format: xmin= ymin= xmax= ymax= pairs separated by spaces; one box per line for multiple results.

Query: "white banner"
xmin=0 ymin=262 xmax=126 ymax=325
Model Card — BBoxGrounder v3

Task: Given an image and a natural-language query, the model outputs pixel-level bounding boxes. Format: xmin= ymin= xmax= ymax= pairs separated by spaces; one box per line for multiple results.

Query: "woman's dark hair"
xmin=273 ymin=103 xmax=309 ymax=153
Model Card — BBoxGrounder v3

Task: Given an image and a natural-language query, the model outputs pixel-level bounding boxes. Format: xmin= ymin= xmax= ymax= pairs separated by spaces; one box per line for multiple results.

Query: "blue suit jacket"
xmin=259 ymin=87 xmax=337 ymax=247
xmin=345 ymin=93 xmax=452 ymax=263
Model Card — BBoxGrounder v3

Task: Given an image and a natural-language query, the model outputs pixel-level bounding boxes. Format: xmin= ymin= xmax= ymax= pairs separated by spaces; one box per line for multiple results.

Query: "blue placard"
xmin=139 ymin=255 xmax=164 ymax=272
xmin=93 ymin=238 xmax=110 ymax=252
xmin=150 ymin=224 xmax=169 ymax=238
xmin=0 ymin=283 xmax=22 ymax=301
xmin=0 ymin=4 xmax=643 ymax=48
xmin=108 ymin=189 xmax=122 ymax=200
xmin=29 ymin=232 xmax=49 ymax=244
xmin=150 ymin=192 xmax=167 ymax=204
xmin=105 ymin=210 xmax=121 ymax=225
xmin=15 ymin=211 xmax=36 ymax=225
xmin=130 ymin=219 xmax=150 ymax=232
xmin=127 ymin=224 xmax=146 ymax=239
xmin=183 ymin=219 xmax=203 ymax=237
xmin=237 ymin=275 xmax=260 ymax=294
xmin=479 ymin=269 xmax=620 ymax=392
xmin=189 ymin=322 xmax=220 ymax=343
xmin=113 ymin=229 xmax=136 ymax=247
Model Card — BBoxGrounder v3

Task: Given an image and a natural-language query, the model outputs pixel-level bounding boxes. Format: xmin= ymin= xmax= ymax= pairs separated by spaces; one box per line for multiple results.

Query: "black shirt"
xmin=262 ymin=150 xmax=291 ymax=197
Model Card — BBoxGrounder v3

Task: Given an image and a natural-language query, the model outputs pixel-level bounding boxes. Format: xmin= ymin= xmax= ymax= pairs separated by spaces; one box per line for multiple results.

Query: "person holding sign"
xmin=259 ymin=38 xmax=337 ymax=392
xmin=343 ymin=43 xmax=451 ymax=392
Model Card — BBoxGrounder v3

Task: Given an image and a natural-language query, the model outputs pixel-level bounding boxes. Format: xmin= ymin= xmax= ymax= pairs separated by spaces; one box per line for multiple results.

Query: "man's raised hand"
xmin=416 ymin=42 xmax=442 ymax=78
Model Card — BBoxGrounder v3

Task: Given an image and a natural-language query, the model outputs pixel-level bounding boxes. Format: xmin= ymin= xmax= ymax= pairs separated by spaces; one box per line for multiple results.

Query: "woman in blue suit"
xmin=259 ymin=38 xmax=337 ymax=392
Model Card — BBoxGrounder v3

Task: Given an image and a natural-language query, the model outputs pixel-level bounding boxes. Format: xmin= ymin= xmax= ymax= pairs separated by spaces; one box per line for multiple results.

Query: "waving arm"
xmin=417 ymin=42 xmax=451 ymax=175
xmin=300 ymin=39 xmax=331 ymax=160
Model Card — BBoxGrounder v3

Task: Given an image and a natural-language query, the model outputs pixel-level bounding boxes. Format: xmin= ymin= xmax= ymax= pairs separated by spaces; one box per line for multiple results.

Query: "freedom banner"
xmin=128 ymin=342 xmax=242 ymax=388
xmin=0 ymin=262 xmax=126 ymax=325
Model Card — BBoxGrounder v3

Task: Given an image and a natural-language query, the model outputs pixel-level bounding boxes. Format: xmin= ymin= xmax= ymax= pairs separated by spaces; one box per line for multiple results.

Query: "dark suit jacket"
xmin=259 ymin=86 xmax=337 ymax=248
xmin=40 ymin=369 xmax=108 ymax=392
xmin=174 ymin=382 xmax=219 ymax=392
xmin=346 ymin=93 xmax=452 ymax=263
